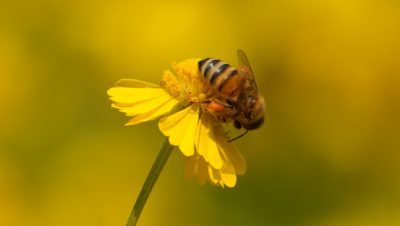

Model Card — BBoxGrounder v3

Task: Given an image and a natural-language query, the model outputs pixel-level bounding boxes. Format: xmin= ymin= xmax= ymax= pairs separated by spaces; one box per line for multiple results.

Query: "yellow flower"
xmin=107 ymin=59 xmax=246 ymax=188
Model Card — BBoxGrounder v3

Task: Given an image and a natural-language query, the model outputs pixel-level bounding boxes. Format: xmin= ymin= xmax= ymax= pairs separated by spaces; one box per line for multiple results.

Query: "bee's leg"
xmin=228 ymin=130 xmax=248 ymax=142
xmin=226 ymin=98 xmax=235 ymax=107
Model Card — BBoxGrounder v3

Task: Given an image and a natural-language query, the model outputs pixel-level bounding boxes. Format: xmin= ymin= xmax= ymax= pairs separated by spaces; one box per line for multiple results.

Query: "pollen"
xmin=186 ymin=91 xmax=207 ymax=104
xmin=160 ymin=70 xmax=181 ymax=98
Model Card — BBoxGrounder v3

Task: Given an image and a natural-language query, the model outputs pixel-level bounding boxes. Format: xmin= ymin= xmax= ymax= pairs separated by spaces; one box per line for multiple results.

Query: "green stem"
xmin=126 ymin=139 xmax=174 ymax=226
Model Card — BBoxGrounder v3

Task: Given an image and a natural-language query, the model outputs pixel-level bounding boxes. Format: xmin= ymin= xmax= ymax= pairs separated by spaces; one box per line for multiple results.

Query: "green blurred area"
xmin=1 ymin=0 xmax=400 ymax=225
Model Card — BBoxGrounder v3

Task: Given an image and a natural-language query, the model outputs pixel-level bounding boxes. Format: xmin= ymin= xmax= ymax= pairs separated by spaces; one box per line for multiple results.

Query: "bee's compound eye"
xmin=248 ymin=95 xmax=256 ymax=108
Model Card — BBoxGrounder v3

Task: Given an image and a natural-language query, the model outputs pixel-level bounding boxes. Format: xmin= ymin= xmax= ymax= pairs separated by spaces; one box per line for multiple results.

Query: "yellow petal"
xmin=215 ymin=124 xmax=247 ymax=175
xmin=220 ymin=171 xmax=236 ymax=188
xmin=125 ymin=98 xmax=178 ymax=125
xmin=115 ymin=79 xmax=158 ymax=88
xmin=223 ymin=144 xmax=246 ymax=175
xmin=219 ymin=162 xmax=237 ymax=188
xmin=184 ymin=155 xmax=197 ymax=179
xmin=116 ymin=93 xmax=172 ymax=116
xmin=178 ymin=109 xmax=199 ymax=156
xmin=208 ymin=166 xmax=221 ymax=186
xmin=196 ymin=156 xmax=208 ymax=185
xmin=159 ymin=105 xmax=198 ymax=156
xmin=207 ymin=162 xmax=237 ymax=188
xmin=108 ymin=87 xmax=167 ymax=104
xmin=195 ymin=114 xmax=223 ymax=169
xmin=159 ymin=107 xmax=189 ymax=136
xmin=185 ymin=155 xmax=215 ymax=186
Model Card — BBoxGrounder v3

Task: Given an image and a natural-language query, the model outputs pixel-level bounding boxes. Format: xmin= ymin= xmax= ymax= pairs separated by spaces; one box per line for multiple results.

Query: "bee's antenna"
xmin=228 ymin=130 xmax=248 ymax=142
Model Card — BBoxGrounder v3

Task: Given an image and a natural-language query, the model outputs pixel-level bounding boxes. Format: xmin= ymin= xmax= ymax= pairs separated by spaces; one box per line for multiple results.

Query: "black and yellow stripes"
xmin=198 ymin=58 xmax=240 ymax=93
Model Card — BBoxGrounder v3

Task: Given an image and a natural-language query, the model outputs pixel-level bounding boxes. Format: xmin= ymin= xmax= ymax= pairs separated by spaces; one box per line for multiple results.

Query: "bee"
xmin=198 ymin=50 xmax=265 ymax=138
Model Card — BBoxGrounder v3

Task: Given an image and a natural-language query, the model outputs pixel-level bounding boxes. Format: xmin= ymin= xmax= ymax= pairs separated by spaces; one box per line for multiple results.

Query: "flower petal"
xmin=108 ymin=87 xmax=167 ymax=104
xmin=207 ymin=163 xmax=237 ymax=188
xmin=219 ymin=164 xmax=237 ymax=188
xmin=184 ymin=155 xmax=209 ymax=186
xmin=125 ymin=98 xmax=178 ymax=125
xmin=159 ymin=105 xmax=198 ymax=156
xmin=108 ymin=80 xmax=179 ymax=125
xmin=115 ymin=79 xmax=159 ymax=88
xmin=196 ymin=156 xmax=208 ymax=185
xmin=195 ymin=114 xmax=223 ymax=169
xmin=208 ymin=166 xmax=221 ymax=186
xmin=116 ymin=93 xmax=173 ymax=116
xmin=184 ymin=155 xmax=197 ymax=179
xmin=222 ymin=144 xmax=246 ymax=175
xmin=214 ymin=124 xmax=247 ymax=175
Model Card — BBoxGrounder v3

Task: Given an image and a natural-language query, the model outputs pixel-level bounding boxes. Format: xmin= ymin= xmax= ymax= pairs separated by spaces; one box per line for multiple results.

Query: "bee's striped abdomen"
xmin=198 ymin=58 xmax=241 ymax=95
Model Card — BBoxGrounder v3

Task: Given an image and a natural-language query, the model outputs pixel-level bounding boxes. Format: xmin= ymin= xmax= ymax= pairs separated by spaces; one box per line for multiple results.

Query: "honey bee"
xmin=198 ymin=50 xmax=265 ymax=137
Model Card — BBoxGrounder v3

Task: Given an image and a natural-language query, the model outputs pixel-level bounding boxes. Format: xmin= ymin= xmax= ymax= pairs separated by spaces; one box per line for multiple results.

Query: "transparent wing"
xmin=236 ymin=49 xmax=258 ymax=92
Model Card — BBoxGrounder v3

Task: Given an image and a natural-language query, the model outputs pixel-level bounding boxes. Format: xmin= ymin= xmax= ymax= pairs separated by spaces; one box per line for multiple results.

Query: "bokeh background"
xmin=1 ymin=0 xmax=400 ymax=225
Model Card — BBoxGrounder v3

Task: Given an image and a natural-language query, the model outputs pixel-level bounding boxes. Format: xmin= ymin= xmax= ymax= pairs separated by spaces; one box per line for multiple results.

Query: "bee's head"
xmin=236 ymin=94 xmax=265 ymax=130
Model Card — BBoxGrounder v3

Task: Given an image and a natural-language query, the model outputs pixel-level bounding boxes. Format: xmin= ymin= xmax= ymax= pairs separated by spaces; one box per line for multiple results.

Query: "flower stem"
xmin=126 ymin=139 xmax=174 ymax=226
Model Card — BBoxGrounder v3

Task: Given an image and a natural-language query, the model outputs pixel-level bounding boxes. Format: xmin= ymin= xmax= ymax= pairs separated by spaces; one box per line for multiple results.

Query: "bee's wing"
xmin=236 ymin=49 xmax=258 ymax=92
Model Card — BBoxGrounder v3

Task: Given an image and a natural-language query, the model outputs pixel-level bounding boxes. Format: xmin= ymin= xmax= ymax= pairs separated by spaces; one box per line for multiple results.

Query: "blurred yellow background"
xmin=1 ymin=0 xmax=400 ymax=225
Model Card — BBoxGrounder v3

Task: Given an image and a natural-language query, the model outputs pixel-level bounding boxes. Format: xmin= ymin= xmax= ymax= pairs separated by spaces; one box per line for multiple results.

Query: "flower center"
xmin=187 ymin=92 xmax=207 ymax=103
xmin=161 ymin=67 xmax=210 ymax=108
xmin=160 ymin=70 xmax=181 ymax=98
